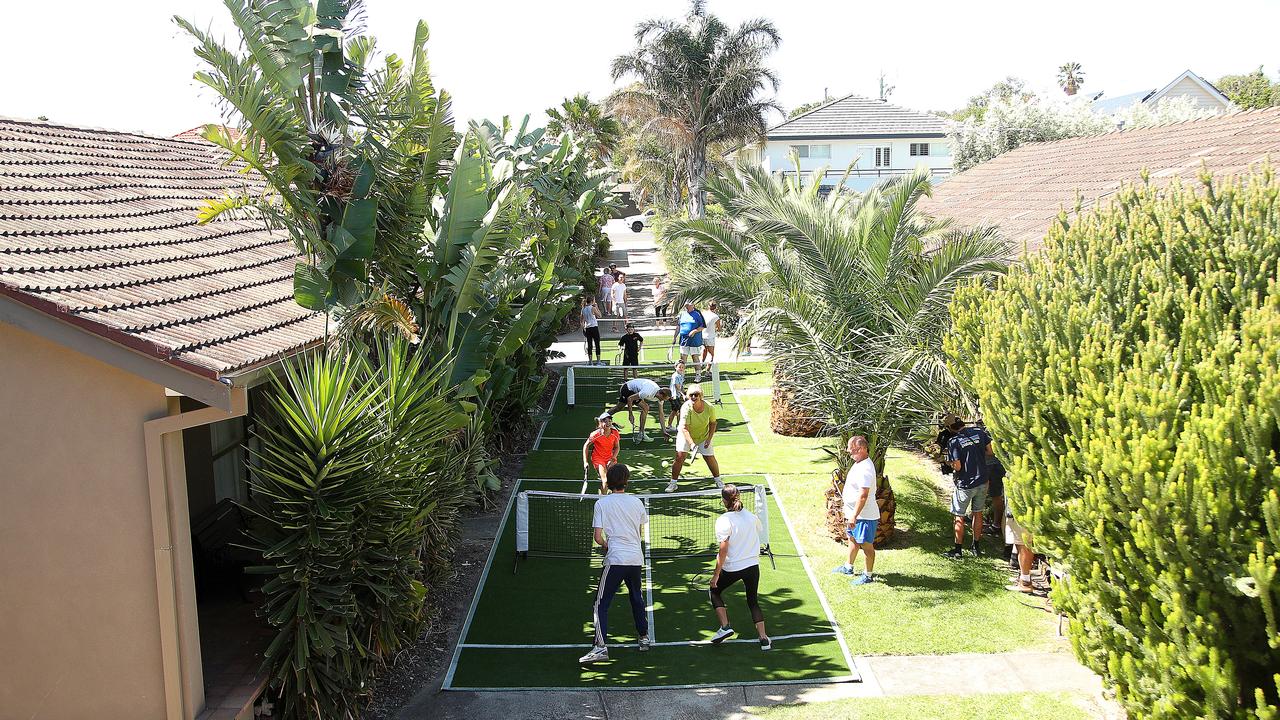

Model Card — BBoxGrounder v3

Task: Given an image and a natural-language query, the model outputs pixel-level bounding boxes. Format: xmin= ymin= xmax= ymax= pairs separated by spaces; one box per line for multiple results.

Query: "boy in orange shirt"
xmin=583 ymin=412 xmax=622 ymax=494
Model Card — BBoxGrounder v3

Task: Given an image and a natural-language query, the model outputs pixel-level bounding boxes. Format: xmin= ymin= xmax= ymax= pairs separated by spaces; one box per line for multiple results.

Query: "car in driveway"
xmin=624 ymin=208 xmax=655 ymax=233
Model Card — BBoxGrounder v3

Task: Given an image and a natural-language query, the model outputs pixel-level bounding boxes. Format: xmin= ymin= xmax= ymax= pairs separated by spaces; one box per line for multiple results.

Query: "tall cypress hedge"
xmin=948 ymin=168 xmax=1280 ymax=719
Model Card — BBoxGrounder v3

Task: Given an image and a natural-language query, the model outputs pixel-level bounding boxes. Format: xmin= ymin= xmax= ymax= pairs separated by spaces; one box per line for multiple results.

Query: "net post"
xmin=566 ymin=366 xmax=577 ymax=408
xmin=515 ymin=491 xmax=530 ymax=557
xmin=711 ymin=363 xmax=722 ymax=404
xmin=755 ymin=484 xmax=771 ymax=555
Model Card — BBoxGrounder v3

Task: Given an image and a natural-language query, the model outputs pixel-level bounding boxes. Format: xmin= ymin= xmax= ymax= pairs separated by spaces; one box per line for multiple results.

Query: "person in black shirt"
xmin=942 ymin=414 xmax=994 ymax=558
xmin=618 ymin=323 xmax=643 ymax=379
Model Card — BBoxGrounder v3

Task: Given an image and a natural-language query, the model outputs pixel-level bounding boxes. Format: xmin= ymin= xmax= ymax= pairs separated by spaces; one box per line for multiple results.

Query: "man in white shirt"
xmin=604 ymin=377 xmax=671 ymax=442
xmin=698 ymin=301 xmax=721 ymax=382
xmin=707 ymin=484 xmax=770 ymax=650
xmin=832 ymin=435 xmax=879 ymax=586
xmin=612 ymin=273 xmax=628 ymax=319
xmin=579 ymin=464 xmax=650 ymax=664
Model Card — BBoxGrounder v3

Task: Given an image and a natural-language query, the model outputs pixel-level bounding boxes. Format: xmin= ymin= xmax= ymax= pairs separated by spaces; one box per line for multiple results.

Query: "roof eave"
xmin=768 ymin=132 xmax=948 ymax=141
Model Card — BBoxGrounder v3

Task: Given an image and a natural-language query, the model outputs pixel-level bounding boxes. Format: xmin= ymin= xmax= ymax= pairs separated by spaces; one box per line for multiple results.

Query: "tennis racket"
xmin=579 ymin=464 xmax=590 ymax=500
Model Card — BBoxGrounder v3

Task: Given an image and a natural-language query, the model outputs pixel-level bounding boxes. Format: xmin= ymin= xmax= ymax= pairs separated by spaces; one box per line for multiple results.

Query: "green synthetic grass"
xmin=729 ymin=392 xmax=1059 ymax=656
xmin=446 ymin=477 xmax=854 ymax=689
xmin=750 ymin=691 xmax=1097 ymax=720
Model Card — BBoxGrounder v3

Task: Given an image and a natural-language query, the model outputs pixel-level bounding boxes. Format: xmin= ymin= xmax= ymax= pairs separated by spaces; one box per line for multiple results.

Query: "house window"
xmin=874 ymin=146 xmax=892 ymax=167
xmin=809 ymin=144 xmax=832 ymax=159
xmin=790 ymin=145 xmax=809 ymax=159
xmin=909 ymin=143 xmax=930 ymax=156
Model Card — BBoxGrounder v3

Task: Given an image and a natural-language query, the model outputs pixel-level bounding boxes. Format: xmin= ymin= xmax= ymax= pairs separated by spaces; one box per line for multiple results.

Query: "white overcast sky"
xmin=5 ymin=0 xmax=1279 ymax=137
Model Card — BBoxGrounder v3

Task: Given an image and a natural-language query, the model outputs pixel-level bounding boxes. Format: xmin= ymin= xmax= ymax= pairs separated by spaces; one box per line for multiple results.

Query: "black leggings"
xmin=583 ymin=325 xmax=601 ymax=358
xmin=709 ymin=564 xmax=764 ymax=624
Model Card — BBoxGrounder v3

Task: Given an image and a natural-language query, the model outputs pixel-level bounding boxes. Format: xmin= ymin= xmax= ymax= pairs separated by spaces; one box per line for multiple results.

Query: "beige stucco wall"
xmin=0 ymin=321 xmax=173 ymax=718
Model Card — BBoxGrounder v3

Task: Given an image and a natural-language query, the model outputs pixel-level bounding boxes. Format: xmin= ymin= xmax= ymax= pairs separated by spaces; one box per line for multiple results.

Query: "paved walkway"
xmin=394 ymin=223 xmax=1120 ymax=720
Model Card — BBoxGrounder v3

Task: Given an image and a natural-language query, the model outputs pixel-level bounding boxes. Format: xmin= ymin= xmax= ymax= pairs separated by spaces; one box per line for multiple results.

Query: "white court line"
xmin=450 ymin=675 xmax=859 ymax=692
xmin=726 ymin=378 xmax=759 ymax=445
xmin=441 ymin=478 xmax=525 ymax=691
xmin=643 ymin=497 xmax=656 ymax=642
xmin=532 ymin=375 xmax=563 ymax=451
xmin=766 ymin=473 xmax=860 ymax=682
xmin=459 ymin=631 xmax=836 ymax=650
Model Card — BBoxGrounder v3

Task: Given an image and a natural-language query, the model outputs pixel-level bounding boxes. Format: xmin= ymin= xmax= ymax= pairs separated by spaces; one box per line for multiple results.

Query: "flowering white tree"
xmin=950 ymin=92 xmax=1224 ymax=171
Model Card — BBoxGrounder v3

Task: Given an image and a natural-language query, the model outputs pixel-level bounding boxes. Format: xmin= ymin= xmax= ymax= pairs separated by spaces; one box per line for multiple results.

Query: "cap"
xmin=942 ymin=413 xmax=964 ymax=431
xmin=684 ymin=299 xmax=695 ymax=306
xmin=597 ymin=412 xmax=613 ymax=421
xmin=686 ymin=383 xmax=703 ymax=396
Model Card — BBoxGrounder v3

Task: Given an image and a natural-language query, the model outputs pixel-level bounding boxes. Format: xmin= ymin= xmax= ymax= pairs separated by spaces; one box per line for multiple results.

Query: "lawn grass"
xmin=751 ymin=691 xmax=1097 ymax=719
xmin=728 ymin=390 xmax=1060 ymax=656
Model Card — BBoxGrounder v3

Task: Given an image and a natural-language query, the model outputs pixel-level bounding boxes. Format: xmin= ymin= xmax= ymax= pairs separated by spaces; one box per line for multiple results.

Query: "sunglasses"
xmin=689 ymin=392 xmax=703 ymax=398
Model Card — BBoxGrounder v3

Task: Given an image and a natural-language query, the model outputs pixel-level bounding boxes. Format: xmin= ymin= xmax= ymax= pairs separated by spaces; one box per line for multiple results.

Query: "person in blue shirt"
xmin=673 ymin=299 xmax=706 ymax=376
xmin=942 ymin=414 xmax=994 ymax=558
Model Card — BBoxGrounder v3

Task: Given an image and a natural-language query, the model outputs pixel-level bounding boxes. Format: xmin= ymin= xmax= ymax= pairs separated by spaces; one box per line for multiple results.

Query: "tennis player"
xmin=580 ymin=463 xmax=650 ymax=664
xmin=605 ymin=378 xmax=671 ymax=442
xmin=582 ymin=412 xmax=621 ymax=494
xmin=665 ymin=383 xmax=721 ymax=492
xmin=708 ymin=484 xmax=770 ymax=650
xmin=673 ymin=300 xmax=706 ymax=374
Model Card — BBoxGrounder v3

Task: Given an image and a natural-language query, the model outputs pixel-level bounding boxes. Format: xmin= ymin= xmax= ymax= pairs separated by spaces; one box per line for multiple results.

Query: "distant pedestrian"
xmin=579 ymin=463 xmax=650 ymax=664
xmin=700 ymin=300 xmax=721 ymax=372
xmin=581 ymin=296 xmax=602 ymax=365
xmin=600 ymin=269 xmax=615 ymax=316
xmin=832 ymin=436 xmax=878 ymax=585
xmin=653 ymin=276 xmax=669 ymax=327
xmin=612 ymin=273 xmax=628 ymax=319
xmin=618 ymin=322 xmax=643 ymax=378
xmin=1005 ymin=499 xmax=1036 ymax=594
xmin=942 ymin=414 xmax=993 ymax=558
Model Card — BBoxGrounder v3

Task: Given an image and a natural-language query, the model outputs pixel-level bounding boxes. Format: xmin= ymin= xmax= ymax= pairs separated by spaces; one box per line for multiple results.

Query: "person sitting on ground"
xmin=833 ymin=435 xmax=879 ymax=585
xmin=708 ymin=484 xmax=771 ymax=651
xmin=618 ymin=323 xmax=643 ymax=379
xmin=942 ymin=414 xmax=993 ymax=559
xmin=1004 ymin=498 xmax=1036 ymax=594
xmin=582 ymin=412 xmax=621 ymax=495
xmin=666 ymin=384 xmax=721 ymax=492
xmin=612 ymin=272 xmax=628 ymax=319
xmin=579 ymin=463 xmax=650 ymax=664
xmin=604 ymin=378 xmax=670 ymax=442
xmin=581 ymin=296 xmax=602 ymax=365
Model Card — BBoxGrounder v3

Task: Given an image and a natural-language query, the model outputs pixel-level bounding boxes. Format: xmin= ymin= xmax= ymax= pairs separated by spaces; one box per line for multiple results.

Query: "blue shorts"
xmin=847 ymin=519 xmax=878 ymax=545
xmin=679 ymin=334 xmax=703 ymax=349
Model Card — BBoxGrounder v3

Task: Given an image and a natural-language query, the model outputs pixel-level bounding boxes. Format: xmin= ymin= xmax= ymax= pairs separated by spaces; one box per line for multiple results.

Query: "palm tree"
xmin=546 ymin=93 xmax=622 ymax=163
xmin=611 ymin=0 xmax=781 ymax=219
xmin=667 ymin=165 xmax=1010 ymax=540
xmin=1058 ymin=62 xmax=1085 ymax=96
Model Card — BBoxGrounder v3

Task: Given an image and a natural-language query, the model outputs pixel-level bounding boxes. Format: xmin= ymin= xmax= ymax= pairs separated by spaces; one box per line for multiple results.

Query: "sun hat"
xmin=597 ymin=412 xmax=613 ymax=421
xmin=942 ymin=413 xmax=964 ymax=431
xmin=686 ymin=383 xmax=703 ymax=396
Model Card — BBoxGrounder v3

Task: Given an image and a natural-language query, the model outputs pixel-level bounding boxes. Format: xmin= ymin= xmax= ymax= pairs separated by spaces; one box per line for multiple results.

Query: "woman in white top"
xmin=707 ymin=484 xmax=770 ymax=650
xmin=652 ymin=276 xmax=669 ymax=327
xmin=699 ymin=300 xmax=721 ymax=377
xmin=612 ymin=272 xmax=628 ymax=319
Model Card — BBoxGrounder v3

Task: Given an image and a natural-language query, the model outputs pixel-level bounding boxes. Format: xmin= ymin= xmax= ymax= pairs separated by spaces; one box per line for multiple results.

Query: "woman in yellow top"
xmin=665 ymin=384 xmax=722 ymax=492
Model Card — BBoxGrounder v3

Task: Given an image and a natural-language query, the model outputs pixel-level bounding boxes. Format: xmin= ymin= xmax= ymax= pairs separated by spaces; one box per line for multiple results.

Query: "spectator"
xmin=833 ymin=435 xmax=879 ymax=585
xmin=673 ymin=300 xmax=706 ymax=374
xmin=985 ymin=449 xmax=1007 ymax=540
xmin=942 ymin=414 xmax=993 ymax=559
xmin=700 ymin=300 xmax=721 ymax=378
xmin=581 ymin=296 xmax=602 ymax=365
xmin=613 ymin=272 xmax=628 ymax=319
xmin=1005 ymin=500 xmax=1035 ymax=593
xmin=618 ymin=323 xmax=643 ymax=379
xmin=653 ymin=276 xmax=669 ymax=327
xmin=600 ymin=268 xmax=615 ymax=316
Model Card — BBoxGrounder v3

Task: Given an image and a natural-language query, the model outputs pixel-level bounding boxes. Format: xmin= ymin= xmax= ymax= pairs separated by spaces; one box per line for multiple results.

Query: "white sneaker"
xmin=714 ymin=477 xmax=724 ymax=489
xmin=760 ymin=637 xmax=772 ymax=651
xmin=662 ymin=426 xmax=676 ymax=435
xmin=664 ymin=480 xmax=679 ymax=493
xmin=636 ymin=432 xmax=652 ymax=443
xmin=578 ymin=645 xmax=609 ymax=664
xmin=710 ymin=626 xmax=736 ymax=644
xmin=638 ymin=636 xmax=651 ymax=652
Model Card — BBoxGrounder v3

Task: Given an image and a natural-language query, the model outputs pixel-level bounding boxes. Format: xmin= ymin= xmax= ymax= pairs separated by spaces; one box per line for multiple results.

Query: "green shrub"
xmin=948 ymin=168 xmax=1280 ymax=719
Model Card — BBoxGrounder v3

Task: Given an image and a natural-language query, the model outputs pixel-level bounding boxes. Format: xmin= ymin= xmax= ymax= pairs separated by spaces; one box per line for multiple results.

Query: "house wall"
xmin=1155 ymin=76 xmax=1231 ymax=112
xmin=760 ymin=136 xmax=953 ymax=192
xmin=0 ymin=321 xmax=174 ymax=718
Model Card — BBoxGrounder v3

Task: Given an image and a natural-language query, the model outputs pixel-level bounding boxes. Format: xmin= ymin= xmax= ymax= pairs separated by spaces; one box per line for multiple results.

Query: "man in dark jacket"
xmin=942 ymin=414 xmax=993 ymax=558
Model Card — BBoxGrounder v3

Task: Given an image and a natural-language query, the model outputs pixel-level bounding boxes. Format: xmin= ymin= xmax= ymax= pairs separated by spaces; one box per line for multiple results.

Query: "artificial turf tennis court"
xmin=442 ymin=366 xmax=858 ymax=690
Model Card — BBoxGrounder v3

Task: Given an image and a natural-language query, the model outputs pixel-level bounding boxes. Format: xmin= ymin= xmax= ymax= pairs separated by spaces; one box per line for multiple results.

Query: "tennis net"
xmin=565 ymin=361 xmax=721 ymax=408
xmin=515 ymin=484 xmax=769 ymax=560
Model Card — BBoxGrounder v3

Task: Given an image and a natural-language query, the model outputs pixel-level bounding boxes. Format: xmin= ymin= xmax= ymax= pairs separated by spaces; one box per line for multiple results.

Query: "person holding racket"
xmin=665 ymin=383 xmax=721 ymax=492
xmin=582 ymin=412 xmax=621 ymax=494
xmin=579 ymin=463 xmax=650 ymax=664
xmin=707 ymin=483 xmax=770 ymax=650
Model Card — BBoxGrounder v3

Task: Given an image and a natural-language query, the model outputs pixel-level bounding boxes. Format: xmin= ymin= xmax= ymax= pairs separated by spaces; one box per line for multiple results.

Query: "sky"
xmin=5 ymin=0 xmax=1280 ymax=138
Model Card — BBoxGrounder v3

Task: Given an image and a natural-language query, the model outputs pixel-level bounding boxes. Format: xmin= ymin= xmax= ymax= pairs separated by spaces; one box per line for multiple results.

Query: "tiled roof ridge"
xmin=0 ymin=189 xmax=255 ymax=207
xmin=71 ymin=264 xmax=293 ymax=315
xmin=0 ymin=209 xmax=251 ymax=238
xmin=12 ymin=247 xmax=293 ymax=293
xmin=0 ymin=115 xmax=225 ymax=150
xmin=114 ymin=290 xmax=297 ymax=333
xmin=0 ymin=222 xmax=270 ymax=254
xmin=167 ymin=309 xmax=316 ymax=355
xmin=0 ymin=203 xmax=217 ymax=223
xmin=769 ymin=93 xmax=947 ymax=133
xmin=3 ymin=233 xmax=285 ymax=274
xmin=769 ymin=93 xmax=857 ymax=131
xmin=1008 ymin=107 xmax=1280 ymax=153
xmin=0 ymin=132 xmax=224 ymax=162
xmin=0 ymin=178 xmax=261 ymax=193
xmin=1 ymin=167 xmax=253 ymax=183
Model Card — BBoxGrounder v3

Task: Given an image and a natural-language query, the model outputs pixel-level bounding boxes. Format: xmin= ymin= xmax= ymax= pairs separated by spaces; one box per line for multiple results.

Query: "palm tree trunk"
xmin=687 ymin=141 xmax=707 ymax=220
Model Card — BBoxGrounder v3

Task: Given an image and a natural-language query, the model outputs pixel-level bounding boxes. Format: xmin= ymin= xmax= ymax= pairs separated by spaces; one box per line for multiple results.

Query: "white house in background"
xmin=1090 ymin=69 xmax=1234 ymax=116
xmin=733 ymin=94 xmax=952 ymax=193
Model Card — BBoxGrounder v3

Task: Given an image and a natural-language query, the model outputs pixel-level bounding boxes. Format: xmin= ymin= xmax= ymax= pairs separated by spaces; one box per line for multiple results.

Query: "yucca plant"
xmin=948 ymin=169 xmax=1280 ymax=718
xmin=668 ymin=164 xmax=1009 ymax=540
xmin=247 ymin=338 xmax=467 ymax=718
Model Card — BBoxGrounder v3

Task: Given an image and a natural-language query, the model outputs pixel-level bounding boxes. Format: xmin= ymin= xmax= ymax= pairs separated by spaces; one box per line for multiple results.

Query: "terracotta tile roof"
xmin=173 ymin=124 xmax=245 ymax=144
xmin=0 ymin=117 xmax=324 ymax=379
xmin=768 ymin=94 xmax=949 ymax=139
xmin=919 ymin=107 xmax=1280 ymax=254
